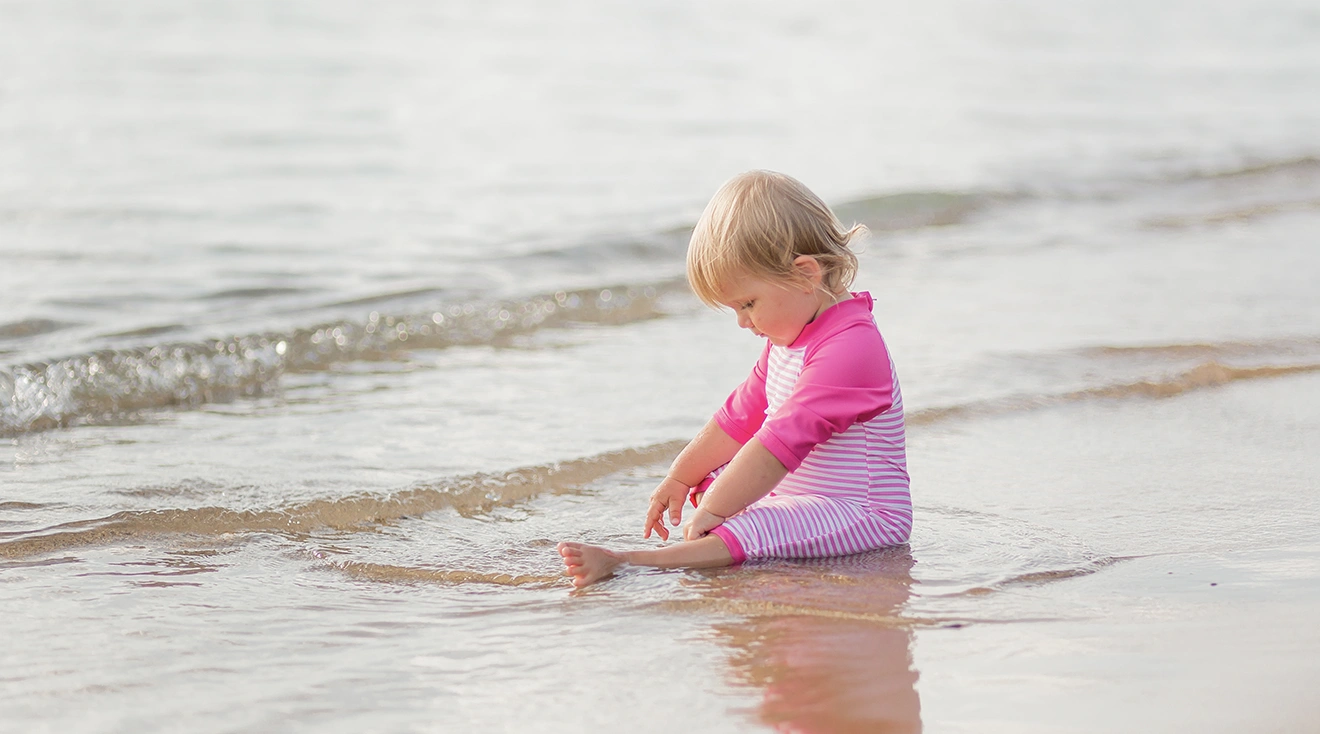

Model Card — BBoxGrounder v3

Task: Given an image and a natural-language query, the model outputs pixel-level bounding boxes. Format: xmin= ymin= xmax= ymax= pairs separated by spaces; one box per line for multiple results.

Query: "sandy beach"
xmin=3 ymin=1 xmax=1319 ymax=731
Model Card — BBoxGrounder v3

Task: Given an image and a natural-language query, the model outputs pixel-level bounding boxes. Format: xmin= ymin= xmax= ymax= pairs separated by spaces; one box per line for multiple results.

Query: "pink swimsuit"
xmin=700 ymin=292 xmax=912 ymax=563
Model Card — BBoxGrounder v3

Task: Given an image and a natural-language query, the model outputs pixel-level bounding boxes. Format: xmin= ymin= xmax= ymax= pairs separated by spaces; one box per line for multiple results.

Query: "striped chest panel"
xmin=766 ymin=344 xmax=910 ymax=511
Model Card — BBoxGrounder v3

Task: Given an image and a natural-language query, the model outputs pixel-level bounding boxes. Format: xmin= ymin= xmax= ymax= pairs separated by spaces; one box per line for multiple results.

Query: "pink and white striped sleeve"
xmin=714 ymin=343 xmax=772 ymax=444
xmin=754 ymin=324 xmax=895 ymax=472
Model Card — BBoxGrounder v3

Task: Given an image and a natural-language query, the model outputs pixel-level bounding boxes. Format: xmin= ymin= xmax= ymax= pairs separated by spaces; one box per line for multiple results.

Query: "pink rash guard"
xmin=700 ymin=292 xmax=912 ymax=563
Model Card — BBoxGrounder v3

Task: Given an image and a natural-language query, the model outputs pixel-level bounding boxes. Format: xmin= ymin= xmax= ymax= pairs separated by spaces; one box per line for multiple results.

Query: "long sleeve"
xmin=714 ymin=342 xmax=772 ymax=444
xmin=753 ymin=323 xmax=895 ymax=472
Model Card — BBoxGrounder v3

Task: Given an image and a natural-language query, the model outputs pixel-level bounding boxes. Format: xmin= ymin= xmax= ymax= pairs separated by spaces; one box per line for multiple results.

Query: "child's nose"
xmin=736 ymin=311 xmax=752 ymax=329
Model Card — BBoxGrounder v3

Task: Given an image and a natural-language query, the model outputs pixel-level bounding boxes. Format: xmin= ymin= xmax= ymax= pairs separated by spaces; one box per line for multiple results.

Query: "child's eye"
xmin=741 ymin=300 xmax=754 ymax=310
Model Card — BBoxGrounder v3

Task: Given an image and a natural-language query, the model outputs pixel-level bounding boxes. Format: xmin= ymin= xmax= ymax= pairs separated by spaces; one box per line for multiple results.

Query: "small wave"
xmin=1184 ymin=156 xmax=1320 ymax=182
xmin=0 ymin=441 xmax=684 ymax=560
xmin=0 ymin=501 xmax=49 ymax=511
xmin=0 ymin=319 xmax=75 ymax=341
xmin=323 ymin=287 xmax=452 ymax=309
xmin=1145 ymin=198 xmax=1320 ymax=229
xmin=101 ymin=324 xmax=188 ymax=340
xmin=0 ymin=282 xmax=685 ymax=437
xmin=831 ymin=190 xmax=989 ymax=232
xmin=1130 ymin=154 xmax=1320 ymax=228
xmin=955 ymin=556 xmax=1129 ymax=597
xmin=1078 ymin=336 xmax=1320 ymax=361
xmin=109 ymin=479 xmax=230 ymax=499
xmin=996 ymin=556 xmax=1127 ymax=586
xmin=1083 ymin=361 xmax=1320 ymax=398
xmin=203 ymin=286 xmax=307 ymax=301
xmin=911 ymin=359 xmax=1320 ymax=426
xmin=328 ymin=560 xmax=560 ymax=588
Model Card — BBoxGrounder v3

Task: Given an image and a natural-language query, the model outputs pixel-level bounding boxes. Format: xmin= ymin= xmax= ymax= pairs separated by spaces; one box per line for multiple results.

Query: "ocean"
xmin=2 ymin=1 xmax=1319 ymax=731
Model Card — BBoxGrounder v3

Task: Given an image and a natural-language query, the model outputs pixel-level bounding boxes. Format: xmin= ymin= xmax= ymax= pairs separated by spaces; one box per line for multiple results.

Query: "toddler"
xmin=558 ymin=171 xmax=911 ymax=587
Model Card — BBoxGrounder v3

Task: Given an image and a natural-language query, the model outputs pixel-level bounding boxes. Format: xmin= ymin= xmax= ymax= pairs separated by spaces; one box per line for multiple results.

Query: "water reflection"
xmin=699 ymin=548 xmax=920 ymax=733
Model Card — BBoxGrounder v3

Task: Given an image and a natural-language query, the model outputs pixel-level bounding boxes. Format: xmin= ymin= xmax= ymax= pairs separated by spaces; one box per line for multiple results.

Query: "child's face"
xmin=718 ymin=271 xmax=825 ymax=347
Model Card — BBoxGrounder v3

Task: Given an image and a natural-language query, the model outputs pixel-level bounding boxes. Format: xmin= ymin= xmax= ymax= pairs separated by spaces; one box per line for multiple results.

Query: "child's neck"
xmin=811 ymin=288 xmax=851 ymax=322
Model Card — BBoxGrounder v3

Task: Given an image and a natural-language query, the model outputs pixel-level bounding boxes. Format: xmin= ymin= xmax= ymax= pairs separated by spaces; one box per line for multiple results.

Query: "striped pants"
xmin=695 ymin=470 xmax=912 ymax=564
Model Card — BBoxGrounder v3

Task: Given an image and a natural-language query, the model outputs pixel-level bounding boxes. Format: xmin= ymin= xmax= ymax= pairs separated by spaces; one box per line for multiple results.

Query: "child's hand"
xmin=643 ymin=477 xmax=690 ymax=541
xmin=684 ymin=507 xmax=727 ymax=541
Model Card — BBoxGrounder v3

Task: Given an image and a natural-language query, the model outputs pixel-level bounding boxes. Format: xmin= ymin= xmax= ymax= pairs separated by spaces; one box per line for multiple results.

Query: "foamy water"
xmin=3 ymin=1 xmax=1320 ymax=731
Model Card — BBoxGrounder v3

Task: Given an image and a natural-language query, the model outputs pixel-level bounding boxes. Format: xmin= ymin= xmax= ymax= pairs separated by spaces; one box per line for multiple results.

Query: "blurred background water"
xmin=2 ymin=1 xmax=1319 ymax=732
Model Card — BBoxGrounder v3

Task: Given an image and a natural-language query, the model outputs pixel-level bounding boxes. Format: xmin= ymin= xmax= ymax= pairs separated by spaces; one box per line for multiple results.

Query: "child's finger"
xmin=667 ymin=498 xmax=684 ymax=526
xmin=643 ymin=515 xmax=669 ymax=541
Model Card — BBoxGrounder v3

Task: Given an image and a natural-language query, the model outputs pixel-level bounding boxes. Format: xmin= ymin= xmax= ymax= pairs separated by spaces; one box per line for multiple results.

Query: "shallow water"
xmin=3 ymin=1 xmax=1320 ymax=731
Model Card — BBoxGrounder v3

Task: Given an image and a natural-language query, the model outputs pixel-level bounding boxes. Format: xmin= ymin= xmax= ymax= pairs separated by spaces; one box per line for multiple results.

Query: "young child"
xmin=558 ymin=170 xmax=911 ymax=587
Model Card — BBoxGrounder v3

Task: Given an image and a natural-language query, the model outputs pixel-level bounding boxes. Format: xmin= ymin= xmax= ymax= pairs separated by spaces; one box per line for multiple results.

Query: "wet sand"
xmin=695 ymin=370 xmax=1320 ymax=733
xmin=3 ymin=1 xmax=1319 ymax=730
xmin=2 ymin=352 xmax=1316 ymax=733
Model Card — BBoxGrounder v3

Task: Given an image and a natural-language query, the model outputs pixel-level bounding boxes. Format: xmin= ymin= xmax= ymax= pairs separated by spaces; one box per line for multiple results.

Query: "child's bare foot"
xmin=557 ymin=541 xmax=627 ymax=588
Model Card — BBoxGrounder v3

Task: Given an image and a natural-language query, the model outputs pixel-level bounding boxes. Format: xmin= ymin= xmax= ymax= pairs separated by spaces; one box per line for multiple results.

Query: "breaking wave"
xmin=0 ymin=441 xmax=684 ymax=560
xmin=911 ymin=357 xmax=1320 ymax=426
xmin=0 ymin=282 xmax=685 ymax=437
xmin=327 ymin=560 xmax=560 ymax=588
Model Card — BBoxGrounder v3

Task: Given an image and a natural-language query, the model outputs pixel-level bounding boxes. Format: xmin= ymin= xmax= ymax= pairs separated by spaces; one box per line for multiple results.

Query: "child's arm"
xmin=643 ymin=418 xmax=741 ymax=540
xmin=685 ymin=438 xmax=787 ymax=540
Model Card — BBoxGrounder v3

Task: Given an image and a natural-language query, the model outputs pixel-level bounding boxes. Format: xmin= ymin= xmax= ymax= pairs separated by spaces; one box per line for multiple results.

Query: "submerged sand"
xmin=696 ymin=369 xmax=1320 ymax=733
xmin=7 ymin=360 xmax=1314 ymax=732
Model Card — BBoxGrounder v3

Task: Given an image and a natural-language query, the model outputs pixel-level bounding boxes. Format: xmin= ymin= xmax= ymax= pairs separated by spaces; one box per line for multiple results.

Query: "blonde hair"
xmin=686 ymin=170 xmax=864 ymax=308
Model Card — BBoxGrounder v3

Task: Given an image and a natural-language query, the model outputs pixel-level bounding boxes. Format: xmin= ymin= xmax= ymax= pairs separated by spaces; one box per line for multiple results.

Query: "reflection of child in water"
xmin=717 ymin=550 xmax=921 ymax=733
xmin=559 ymin=170 xmax=911 ymax=587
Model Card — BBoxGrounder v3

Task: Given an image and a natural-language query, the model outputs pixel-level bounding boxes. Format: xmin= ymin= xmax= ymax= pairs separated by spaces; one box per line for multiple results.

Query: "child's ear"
xmin=791 ymin=255 xmax=824 ymax=290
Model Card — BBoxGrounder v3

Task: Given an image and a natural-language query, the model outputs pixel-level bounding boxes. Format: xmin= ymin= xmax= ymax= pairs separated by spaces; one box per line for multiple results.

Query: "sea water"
xmin=3 ymin=1 xmax=1319 ymax=731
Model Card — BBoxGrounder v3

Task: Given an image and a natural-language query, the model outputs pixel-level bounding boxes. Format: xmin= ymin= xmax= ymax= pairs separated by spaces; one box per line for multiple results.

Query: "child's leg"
xmin=557 ymin=536 xmax=733 ymax=588
xmin=713 ymin=493 xmax=910 ymax=561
